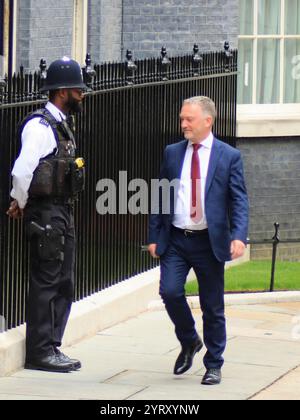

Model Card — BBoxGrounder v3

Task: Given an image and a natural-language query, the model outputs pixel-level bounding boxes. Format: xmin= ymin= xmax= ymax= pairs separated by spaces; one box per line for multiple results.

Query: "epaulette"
xmin=39 ymin=118 xmax=50 ymax=128
xmin=18 ymin=108 xmax=59 ymax=150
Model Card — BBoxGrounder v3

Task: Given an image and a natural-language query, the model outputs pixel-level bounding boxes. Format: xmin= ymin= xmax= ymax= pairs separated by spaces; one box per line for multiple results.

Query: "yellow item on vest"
xmin=75 ymin=158 xmax=85 ymax=168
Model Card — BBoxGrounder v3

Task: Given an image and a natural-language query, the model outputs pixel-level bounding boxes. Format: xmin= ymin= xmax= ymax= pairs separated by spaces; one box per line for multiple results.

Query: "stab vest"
xmin=19 ymin=108 xmax=85 ymax=199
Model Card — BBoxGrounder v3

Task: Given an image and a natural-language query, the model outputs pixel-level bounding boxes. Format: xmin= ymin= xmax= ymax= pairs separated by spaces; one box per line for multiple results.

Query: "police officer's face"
xmin=65 ymin=89 xmax=85 ymax=113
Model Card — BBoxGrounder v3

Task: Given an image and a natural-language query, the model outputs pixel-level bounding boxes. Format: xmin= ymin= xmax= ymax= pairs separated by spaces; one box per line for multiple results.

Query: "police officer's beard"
xmin=66 ymin=93 xmax=83 ymax=114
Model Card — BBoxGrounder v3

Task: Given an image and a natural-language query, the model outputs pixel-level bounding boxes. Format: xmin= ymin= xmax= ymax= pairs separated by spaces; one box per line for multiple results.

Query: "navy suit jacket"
xmin=149 ymin=137 xmax=249 ymax=262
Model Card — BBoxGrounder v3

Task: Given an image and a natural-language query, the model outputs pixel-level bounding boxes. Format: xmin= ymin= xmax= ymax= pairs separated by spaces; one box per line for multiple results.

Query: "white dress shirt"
xmin=11 ymin=102 xmax=66 ymax=209
xmin=172 ymin=132 xmax=214 ymax=230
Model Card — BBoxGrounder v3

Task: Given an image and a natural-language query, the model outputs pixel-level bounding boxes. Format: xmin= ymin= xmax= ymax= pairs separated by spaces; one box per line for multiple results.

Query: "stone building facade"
xmin=0 ymin=0 xmax=239 ymax=72
xmin=237 ymin=136 xmax=300 ymax=261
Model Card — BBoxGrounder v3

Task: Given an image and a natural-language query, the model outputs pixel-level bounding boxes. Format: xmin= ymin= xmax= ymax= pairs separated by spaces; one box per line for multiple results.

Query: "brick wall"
xmin=238 ymin=137 xmax=300 ymax=261
xmin=17 ymin=0 xmax=73 ymax=71
xmin=88 ymin=0 xmax=122 ymax=63
xmin=16 ymin=0 xmax=239 ymax=70
xmin=122 ymin=0 xmax=239 ymax=59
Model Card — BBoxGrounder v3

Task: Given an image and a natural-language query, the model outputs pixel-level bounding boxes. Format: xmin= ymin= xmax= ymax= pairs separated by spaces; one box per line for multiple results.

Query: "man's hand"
xmin=148 ymin=244 xmax=159 ymax=259
xmin=231 ymin=240 xmax=246 ymax=260
xmin=6 ymin=200 xmax=24 ymax=220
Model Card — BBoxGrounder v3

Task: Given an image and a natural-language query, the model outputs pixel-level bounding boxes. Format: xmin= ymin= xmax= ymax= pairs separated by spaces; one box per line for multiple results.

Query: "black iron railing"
xmin=248 ymin=223 xmax=300 ymax=292
xmin=0 ymin=44 xmax=237 ymax=331
xmin=0 ymin=45 xmax=237 ymax=104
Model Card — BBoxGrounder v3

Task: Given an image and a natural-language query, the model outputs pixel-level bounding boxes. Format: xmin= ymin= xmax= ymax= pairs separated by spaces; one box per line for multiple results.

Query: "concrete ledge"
xmin=148 ymin=291 xmax=300 ymax=311
xmin=0 ymin=326 xmax=26 ymax=377
xmin=224 ymin=291 xmax=300 ymax=307
xmin=0 ymin=267 xmax=161 ymax=377
xmin=63 ymin=267 xmax=161 ymax=347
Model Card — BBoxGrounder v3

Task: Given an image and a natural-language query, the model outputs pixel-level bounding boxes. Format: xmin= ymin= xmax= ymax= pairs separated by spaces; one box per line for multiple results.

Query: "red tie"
xmin=191 ymin=143 xmax=203 ymax=223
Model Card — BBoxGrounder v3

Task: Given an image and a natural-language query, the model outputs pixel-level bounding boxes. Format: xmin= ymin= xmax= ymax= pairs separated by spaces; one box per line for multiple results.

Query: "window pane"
xmin=284 ymin=39 xmax=300 ymax=103
xmin=285 ymin=0 xmax=300 ymax=35
xmin=240 ymin=0 xmax=254 ymax=35
xmin=238 ymin=39 xmax=253 ymax=103
xmin=257 ymin=39 xmax=280 ymax=103
xmin=258 ymin=0 xmax=281 ymax=35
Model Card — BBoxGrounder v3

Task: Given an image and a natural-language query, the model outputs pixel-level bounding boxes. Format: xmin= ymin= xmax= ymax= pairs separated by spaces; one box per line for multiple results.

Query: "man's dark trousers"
xmin=24 ymin=201 xmax=75 ymax=360
xmin=160 ymin=227 xmax=226 ymax=370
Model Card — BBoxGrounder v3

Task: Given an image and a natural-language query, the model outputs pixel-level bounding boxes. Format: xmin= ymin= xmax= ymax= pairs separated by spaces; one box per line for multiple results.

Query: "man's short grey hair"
xmin=183 ymin=96 xmax=217 ymax=123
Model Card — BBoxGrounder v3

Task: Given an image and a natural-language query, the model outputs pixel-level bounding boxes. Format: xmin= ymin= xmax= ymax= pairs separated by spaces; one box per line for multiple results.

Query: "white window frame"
xmin=11 ymin=0 xmax=17 ymax=74
xmin=72 ymin=0 xmax=88 ymax=65
xmin=0 ymin=0 xmax=17 ymax=76
xmin=238 ymin=0 xmax=300 ymax=137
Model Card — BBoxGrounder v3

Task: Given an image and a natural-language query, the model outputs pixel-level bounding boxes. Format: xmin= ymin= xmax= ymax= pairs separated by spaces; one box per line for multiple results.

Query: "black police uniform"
xmin=12 ymin=58 xmax=87 ymax=369
xmin=23 ymin=108 xmax=85 ymax=361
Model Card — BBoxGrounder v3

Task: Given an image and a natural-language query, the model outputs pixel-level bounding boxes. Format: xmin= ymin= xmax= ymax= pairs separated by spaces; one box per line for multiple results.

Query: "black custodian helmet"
xmin=40 ymin=57 xmax=87 ymax=92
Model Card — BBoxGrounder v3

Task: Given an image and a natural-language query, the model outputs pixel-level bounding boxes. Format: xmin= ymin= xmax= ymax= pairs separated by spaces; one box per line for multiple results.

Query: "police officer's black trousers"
xmin=24 ymin=201 xmax=75 ymax=360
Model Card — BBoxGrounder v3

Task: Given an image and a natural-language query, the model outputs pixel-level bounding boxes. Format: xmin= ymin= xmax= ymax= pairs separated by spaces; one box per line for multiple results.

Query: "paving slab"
xmin=0 ymin=376 xmax=143 ymax=400
xmin=0 ymin=299 xmax=300 ymax=400
xmin=106 ymin=364 xmax=287 ymax=397
xmin=251 ymin=366 xmax=300 ymax=400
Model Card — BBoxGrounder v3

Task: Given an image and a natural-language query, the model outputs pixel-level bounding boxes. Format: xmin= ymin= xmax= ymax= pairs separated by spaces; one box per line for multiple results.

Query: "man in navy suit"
xmin=148 ymin=96 xmax=249 ymax=385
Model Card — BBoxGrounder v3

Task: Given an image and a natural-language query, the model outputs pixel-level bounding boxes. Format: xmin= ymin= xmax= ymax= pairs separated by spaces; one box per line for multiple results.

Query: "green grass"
xmin=185 ymin=261 xmax=300 ymax=295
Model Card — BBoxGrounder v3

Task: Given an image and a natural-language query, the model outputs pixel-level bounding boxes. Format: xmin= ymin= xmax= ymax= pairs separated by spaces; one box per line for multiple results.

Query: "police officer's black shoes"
xmin=54 ymin=348 xmax=82 ymax=371
xmin=174 ymin=336 xmax=203 ymax=375
xmin=201 ymin=369 xmax=222 ymax=385
xmin=25 ymin=353 xmax=74 ymax=373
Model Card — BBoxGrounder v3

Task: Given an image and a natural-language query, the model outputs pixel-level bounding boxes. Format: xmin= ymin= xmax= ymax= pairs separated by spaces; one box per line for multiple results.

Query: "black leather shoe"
xmin=174 ymin=337 xmax=203 ymax=375
xmin=201 ymin=369 xmax=222 ymax=385
xmin=54 ymin=349 xmax=82 ymax=371
xmin=25 ymin=353 xmax=74 ymax=373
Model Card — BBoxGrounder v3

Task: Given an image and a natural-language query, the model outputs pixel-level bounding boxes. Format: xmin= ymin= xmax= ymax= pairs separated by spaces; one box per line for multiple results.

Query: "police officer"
xmin=7 ymin=57 xmax=87 ymax=373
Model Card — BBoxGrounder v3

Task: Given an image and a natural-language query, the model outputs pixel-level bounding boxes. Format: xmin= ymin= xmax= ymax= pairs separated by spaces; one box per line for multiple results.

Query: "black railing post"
xmin=270 ymin=223 xmax=280 ymax=292
xmin=224 ymin=41 xmax=233 ymax=72
xmin=192 ymin=44 xmax=203 ymax=76
xmin=39 ymin=59 xmax=47 ymax=81
xmin=0 ymin=74 xmax=6 ymax=104
xmin=126 ymin=50 xmax=137 ymax=85
xmin=82 ymin=53 xmax=96 ymax=90
xmin=160 ymin=46 xmax=171 ymax=81
xmin=38 ymin=59 xmax=47 ymax=97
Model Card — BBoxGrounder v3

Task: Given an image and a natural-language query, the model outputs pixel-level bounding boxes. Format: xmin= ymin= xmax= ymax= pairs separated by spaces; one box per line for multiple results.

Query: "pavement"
xmin=0 ymin=300 xmax=300 ymax=400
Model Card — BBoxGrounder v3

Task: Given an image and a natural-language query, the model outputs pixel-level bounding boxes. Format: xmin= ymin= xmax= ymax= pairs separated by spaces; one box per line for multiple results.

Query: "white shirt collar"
xmin=45 ymin=102 xmax=67 ymax=122
xmin=188 ymin=132 xmax=214 ymax=150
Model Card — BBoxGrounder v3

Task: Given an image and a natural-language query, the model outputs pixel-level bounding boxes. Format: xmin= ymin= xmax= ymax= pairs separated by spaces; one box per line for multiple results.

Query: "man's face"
xmin=180 ymin=103 xmax=213 ymax=143
xmin=65 ymin=88 xmax=85 ymax=113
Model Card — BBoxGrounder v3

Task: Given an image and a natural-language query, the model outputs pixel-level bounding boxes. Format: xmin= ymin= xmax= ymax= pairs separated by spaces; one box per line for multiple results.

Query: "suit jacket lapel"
xmin=167 ymin=140 xmax=188 ymax=217
xmin=173 ymin=140 xmax=189 ymax=180
xmin=205 ymin=138 xmax=223 ymax=197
